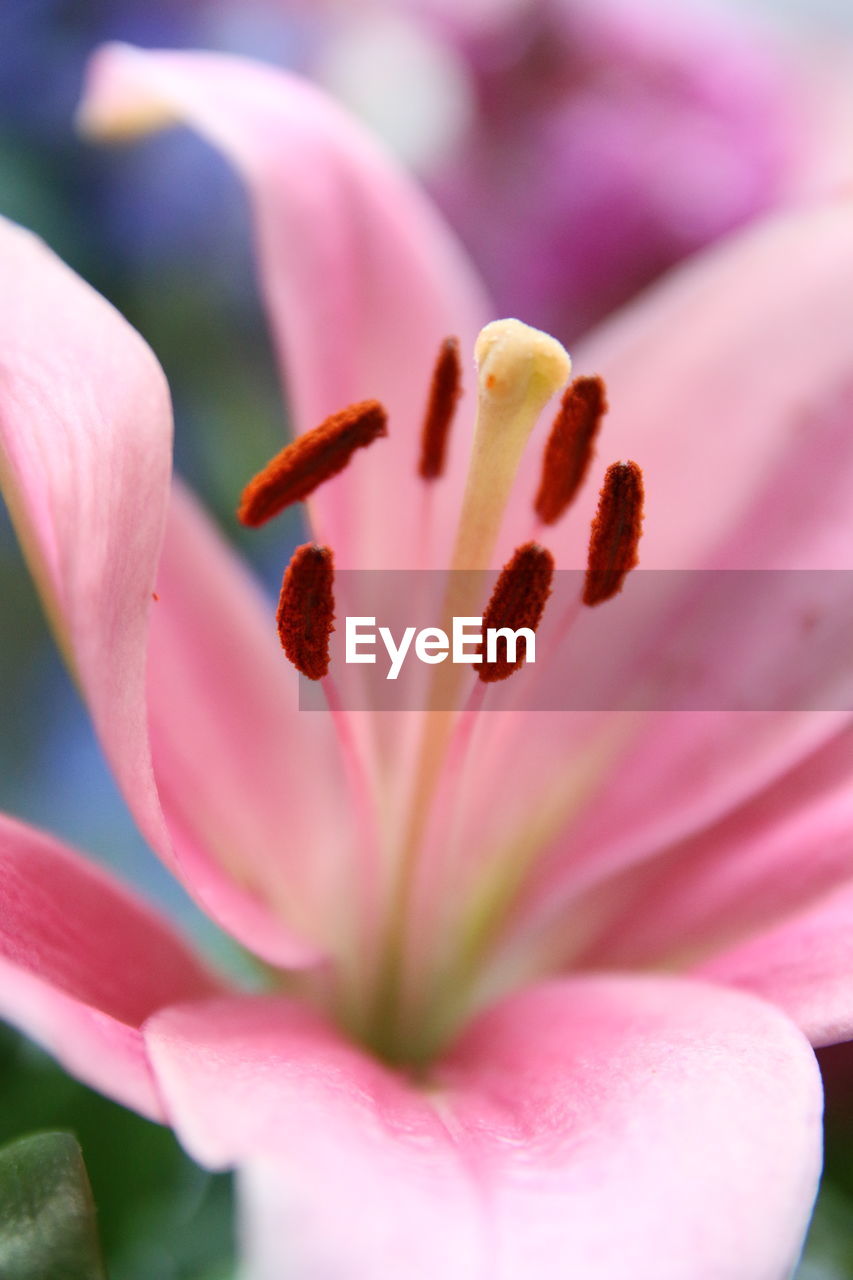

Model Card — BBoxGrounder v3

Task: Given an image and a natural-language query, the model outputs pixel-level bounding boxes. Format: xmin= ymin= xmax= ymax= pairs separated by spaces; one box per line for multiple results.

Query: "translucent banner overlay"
xmin=298 ymin=570 xmax=853 ymax=711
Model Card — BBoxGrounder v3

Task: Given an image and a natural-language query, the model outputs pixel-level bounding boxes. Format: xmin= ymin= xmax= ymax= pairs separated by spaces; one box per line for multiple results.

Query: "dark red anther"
xmin=238 ymin=401 xmax=388 ymax=527
xmin=277 ymin=544 xmax=335 ymax=680
xmin=583 ymin=461 xmax=644 ymax=607
xmin=478 ymin=542 xmax=555 ymax=683
xmin=418 ymin=337 xmax=463 ymax=480
xmin=534 ymin=375 xmax=607 ymax=525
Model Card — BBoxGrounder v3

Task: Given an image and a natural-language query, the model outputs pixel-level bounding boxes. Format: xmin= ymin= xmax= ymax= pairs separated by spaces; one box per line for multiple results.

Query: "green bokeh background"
xmin=0 ymin=1029 xmax=234 ymax=1279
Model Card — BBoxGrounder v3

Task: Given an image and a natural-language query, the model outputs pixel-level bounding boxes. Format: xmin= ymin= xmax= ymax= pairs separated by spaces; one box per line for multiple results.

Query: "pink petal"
xmin=0 ymin=216 xmax=335 ymax=968
xmin=0 ymin=812 xmax=220 ymax=1119
xmin=512 ymin=707 xmax=849 ymax=948
xmin=79 ymin=43 xmax=491 ymax=568
xmin=148 ymin=483 xmax=353 ymax=959
xmin=572 ymin=723 xmax=853 ymax=975
xmin=700 ymin=880 xmax=853 ymax=1048
xmin=0 ymin=215 xmax=171 ymax=847
xmin=146 ymin=977 xmax=820 ymax=1278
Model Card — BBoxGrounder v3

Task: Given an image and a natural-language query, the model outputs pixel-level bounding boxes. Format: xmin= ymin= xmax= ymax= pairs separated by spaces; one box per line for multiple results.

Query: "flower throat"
xmin=237 ymin=319 xmax=643 ymax=1064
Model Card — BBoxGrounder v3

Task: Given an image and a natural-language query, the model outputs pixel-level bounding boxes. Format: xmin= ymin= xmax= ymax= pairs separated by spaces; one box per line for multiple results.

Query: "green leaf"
xmin=0 ymin=1131 xmax=107 ymax=1279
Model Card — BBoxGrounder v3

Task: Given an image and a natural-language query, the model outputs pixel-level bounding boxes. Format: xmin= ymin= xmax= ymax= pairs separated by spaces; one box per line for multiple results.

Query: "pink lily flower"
xmin=2 ymin=41 xmax=853 ymax=1277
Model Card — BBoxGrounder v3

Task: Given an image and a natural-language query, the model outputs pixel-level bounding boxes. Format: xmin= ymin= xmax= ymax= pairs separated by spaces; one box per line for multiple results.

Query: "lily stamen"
xmin=358 ymin=322 xmax=572 ymax=1051
xmin=238 ymin=400 xmax=388 ymax=527
xmin=418 ymin=336 xmax=462 ymax=481
xmin=478 ymin=542 xmax=555 ymax=682
xmin=277 ymin=543 xmax=335 ymax=680
xmin=583 ymin=460 xmax=645 ymax=606
xmin=534 ymin=375 xmax=607 ymax=526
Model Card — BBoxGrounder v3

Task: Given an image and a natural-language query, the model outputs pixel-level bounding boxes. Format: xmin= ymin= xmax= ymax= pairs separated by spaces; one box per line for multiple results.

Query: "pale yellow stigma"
xmin=475 ymin=318 xmax=572 ymax=417
xmin=452 ymin=319 xmax=571 ymax=573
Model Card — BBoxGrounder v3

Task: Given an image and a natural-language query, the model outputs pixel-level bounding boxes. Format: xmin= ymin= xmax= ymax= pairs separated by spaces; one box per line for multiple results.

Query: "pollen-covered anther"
xmin=583 ymin=461 xmax=644 ymax=607
xmin=478 ymin=542 xmax=555 ymax=683
xmin=418 ymin=337 xmax=462 ymax=480
xmin=238 ymin=400 xmax=388 ymax=527
xmin=534 ymin=375 xmax=607 ymax=525
xmin=277 ymin=543 xmax=335 ymax=680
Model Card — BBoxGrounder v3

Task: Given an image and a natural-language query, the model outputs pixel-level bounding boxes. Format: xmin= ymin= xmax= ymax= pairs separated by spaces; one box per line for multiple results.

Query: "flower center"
xmin=237 ymin=319 xmax=643 ymax=1066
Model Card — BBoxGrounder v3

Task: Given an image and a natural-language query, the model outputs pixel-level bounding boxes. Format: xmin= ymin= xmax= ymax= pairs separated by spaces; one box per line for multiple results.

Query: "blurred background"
xmin=1 ymin=0 xmax=853 ymax=1274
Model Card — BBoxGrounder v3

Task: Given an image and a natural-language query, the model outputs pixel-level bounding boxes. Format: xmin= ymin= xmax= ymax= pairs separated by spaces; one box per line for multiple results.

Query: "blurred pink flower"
xmin=302 ymin=0 xmax=853 ymax=339
xmin=1 ymin=42 xmax=853 ymax=1279
xmin=418 ymin=0 xmax=847 ymax=338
